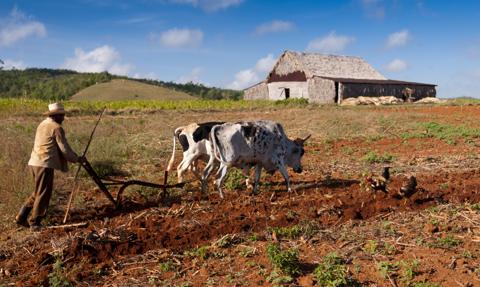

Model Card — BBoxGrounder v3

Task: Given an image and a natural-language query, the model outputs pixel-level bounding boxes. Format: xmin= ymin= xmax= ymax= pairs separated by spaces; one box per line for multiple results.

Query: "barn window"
xmin=285 ymin=88 xmax=290 ymax=99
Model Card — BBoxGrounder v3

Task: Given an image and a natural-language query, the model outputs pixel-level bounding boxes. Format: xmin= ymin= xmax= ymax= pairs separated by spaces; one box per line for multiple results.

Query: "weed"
xmin=245 ymin=260 xmax=257 ymax=267
xmin=239 ymin=246 xmax=256 ymax=258
xmin=185 ymin=245 xmax=210 ymax=260
xmin=461 ymin=251 xmax=474 ymax=259
xmin=471 ymin=203 xmax=480 ymax=211
xmin=362 ymin=150 xmax=395 ymax=164
xmin=362 ymin=240 xmax=378 ymax=255
xmin=269 ymin=221 xmax=320 ymax=240
xmin=266 ymin=270 xmax=294 ymax=286
xmin=439 ymin=183 xmax=449 ymax=190
xmin=377 ymin=261 xmax=399 ymax=279
xmin=248 ymin=234 xmax=259 ymax=242
xmin=314 ymin=253 xmax=360 ymax=287
xmin=266 ymin=243 xmax=301 ymax=277
xmin=401 ymin=260 xmax=419 ymax=284
xmin=342 ymin=146 xmax=355 ymax=155
xmin=159 ymin=260 xmax=175 ymax=272
xmin=429 ymin=235 xmax=461 ymax=249
xmin=412 ymin=281 xmax=440 ymax=287
xmin=224 ymin=168 xmax=246 ymax=191
xmin=381 ymin=220 xmax=397 ymax=235
xmin=48 ymin=258 xmax=72 ymax=287
xmin=269 ymin=225 xmax=302 ymax=240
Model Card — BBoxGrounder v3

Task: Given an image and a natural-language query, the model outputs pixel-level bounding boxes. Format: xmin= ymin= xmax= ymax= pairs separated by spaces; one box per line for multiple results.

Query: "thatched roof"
xmin=270 ymin=51 xmax=386 ymax=80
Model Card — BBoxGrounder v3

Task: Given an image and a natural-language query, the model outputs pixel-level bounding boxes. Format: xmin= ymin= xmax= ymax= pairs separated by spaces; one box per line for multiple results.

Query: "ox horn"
xmin=297 ymin=134 xmax=311 ymax=144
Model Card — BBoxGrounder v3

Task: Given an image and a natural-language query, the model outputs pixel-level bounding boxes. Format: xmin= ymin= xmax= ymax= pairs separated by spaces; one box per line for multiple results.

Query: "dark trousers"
xmin=24 ymin=166 xmax=54 ymax=225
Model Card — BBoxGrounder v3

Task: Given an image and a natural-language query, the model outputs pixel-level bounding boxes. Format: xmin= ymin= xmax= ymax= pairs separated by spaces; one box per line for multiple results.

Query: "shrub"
xmin=48 ymin=258 xmax=72 ymax=287
xmin=314 ymin=253 xmax=360 ymax=287
xmin=266 ymin=243 xmax=301 ymax=277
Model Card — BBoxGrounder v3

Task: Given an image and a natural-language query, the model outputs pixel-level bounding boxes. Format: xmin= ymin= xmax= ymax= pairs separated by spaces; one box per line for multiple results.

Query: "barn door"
xmin=334 ymin=82 xmax=339 ymax=103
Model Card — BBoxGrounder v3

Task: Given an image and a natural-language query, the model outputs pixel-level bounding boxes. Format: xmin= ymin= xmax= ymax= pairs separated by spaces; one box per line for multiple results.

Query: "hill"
xmin=0 ymin=68 xmax=243 ymax=101
xmin=70 ymin=79 xmax=195 ymax=101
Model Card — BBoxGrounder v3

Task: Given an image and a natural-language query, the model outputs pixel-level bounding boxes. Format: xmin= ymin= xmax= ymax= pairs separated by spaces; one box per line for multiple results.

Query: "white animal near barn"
xmin=201 ymin=120 xmax=310 ymax=198
xmin=166 ymin=122 xmax=223 ymax=183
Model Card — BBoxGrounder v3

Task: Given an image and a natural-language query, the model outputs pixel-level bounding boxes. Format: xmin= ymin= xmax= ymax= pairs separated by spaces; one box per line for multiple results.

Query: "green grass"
xmin=429 ymin=235 xmax=461 ymax=249
xmin=362 ymin=150 xmax=395 ymax=164
xmin=401 ymin=121 xmax=480 ymax=143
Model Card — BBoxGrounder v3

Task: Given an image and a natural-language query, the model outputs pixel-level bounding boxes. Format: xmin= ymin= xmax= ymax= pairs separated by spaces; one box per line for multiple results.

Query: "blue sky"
xmin=0 ymin=0 xmax=479 ymax=98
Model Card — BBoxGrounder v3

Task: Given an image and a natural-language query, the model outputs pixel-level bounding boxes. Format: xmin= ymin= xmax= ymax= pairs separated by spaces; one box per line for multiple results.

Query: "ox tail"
xmin=166 ymin=127 xmax=183 ymax=172
xmin=210 ymin=125 xmax=226 ymax=163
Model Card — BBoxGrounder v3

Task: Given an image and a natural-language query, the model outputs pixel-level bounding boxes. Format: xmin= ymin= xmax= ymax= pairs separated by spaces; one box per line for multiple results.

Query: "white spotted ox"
xmin=201 ymin=120 xmax=310 ymax=198
xmin=166 ymin=122 xmax=223 ymax=183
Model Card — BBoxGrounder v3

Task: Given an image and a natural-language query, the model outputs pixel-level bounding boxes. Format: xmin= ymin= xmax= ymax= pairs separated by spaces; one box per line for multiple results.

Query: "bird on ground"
xmin=398 ymin=175 xmax=417 ymax=198
xmin=365 ymin=166 xmax=390 ymax=193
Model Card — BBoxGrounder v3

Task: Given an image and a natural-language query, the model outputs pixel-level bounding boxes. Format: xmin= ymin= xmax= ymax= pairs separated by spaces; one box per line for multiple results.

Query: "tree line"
xmin=0 ymin=68 xmax=243 ymax=101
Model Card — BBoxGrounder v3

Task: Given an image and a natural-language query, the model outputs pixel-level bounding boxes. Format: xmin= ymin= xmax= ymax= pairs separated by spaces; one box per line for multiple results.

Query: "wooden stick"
xmin=47 ymin=222 xmax=88 ymax=229
xmin=63 ymin=108 xmax=106 ymax=223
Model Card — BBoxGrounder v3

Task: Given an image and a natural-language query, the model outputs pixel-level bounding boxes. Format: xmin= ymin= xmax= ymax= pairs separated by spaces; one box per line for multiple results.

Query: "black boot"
xmin=15 ymin=206 xmax=32 ymax=228
xmin=30 ymin=217 xmax=43 ymax=232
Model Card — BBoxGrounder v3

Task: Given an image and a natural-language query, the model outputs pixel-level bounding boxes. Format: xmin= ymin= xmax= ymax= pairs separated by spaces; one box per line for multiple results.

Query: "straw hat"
xmin=43 ymin=103 xmax=66 ymax=116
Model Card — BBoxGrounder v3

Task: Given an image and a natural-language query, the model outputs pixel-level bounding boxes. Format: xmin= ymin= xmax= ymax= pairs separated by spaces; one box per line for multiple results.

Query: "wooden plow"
xmin=79 ymin=158 xmax=184 ymax=208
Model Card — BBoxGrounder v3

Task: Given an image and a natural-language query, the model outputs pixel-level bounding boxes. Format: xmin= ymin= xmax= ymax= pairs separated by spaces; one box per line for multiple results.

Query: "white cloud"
xmin=306 ymin=32 xmax=355 ymax=54
xmin=0 ymin=7 xmax=46 ymax=47
xmin=228 ymin=54 xmax=276 ymax=89
xmin=132 ymin=72 xmax=159 ymax=80
xmin=62 ymin=45 xmax=132 ymax=75
xmin=254 ymin=20 xmax=294 ymax=35
xmin=386 ymin=29 xmax=410 ymax=49
xmin=255 ymin=54 xmax=276 ymax=72
xmin=228 ymin=69 xmax=259 ymax=90
xmin=177 ymin=67 xmax=203 ymax=84
xmin=385 ymin=59 xmax=408 ymax=72
xmin=0 ymin=58 xmax=26 ymax=70
xmin=152 ymin=28 xmax=203 ymax=48
xmin=168 ymin=0 xmax=244 ymax=12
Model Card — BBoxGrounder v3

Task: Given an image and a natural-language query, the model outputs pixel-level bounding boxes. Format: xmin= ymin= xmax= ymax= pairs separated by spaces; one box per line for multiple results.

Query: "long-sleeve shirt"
xmin=28 ymin=117 xmax=79 ymax=172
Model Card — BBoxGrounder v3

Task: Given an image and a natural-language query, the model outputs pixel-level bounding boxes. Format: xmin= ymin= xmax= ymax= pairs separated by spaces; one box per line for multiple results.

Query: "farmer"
xmin=15 ymin=103 xmax=85 ymax=231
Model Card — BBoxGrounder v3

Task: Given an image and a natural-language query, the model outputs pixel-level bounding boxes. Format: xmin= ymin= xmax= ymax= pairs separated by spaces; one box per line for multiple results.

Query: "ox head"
xmin=287 ymin=134 xmax=311 ymax=173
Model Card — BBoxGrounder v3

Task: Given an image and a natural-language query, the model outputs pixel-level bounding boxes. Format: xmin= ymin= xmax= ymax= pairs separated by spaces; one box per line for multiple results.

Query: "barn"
xmin=244 ymin=51 xmax=436 ymax=104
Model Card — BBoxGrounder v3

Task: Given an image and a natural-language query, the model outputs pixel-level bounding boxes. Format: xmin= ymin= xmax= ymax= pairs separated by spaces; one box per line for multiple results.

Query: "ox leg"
xmin=243 ymin=166 xmax=253 ymax=191
xmin=177 ymin=153 xmax=198 ymax=183
xmin=252 ymin=165 xmax=262 ymax=195
xmin=201 ymin=156 xmax=216 ymax=194
xmin=215 ymin=164 xmax=228 ymax=199
xmin=278 ymin=165 xmax=292 ymax=192
xmin=191 ymin=159 xmax=203 ymax=180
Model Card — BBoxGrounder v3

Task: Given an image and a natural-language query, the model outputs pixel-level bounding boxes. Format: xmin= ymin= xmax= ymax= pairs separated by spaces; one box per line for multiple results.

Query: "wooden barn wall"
xmin=341 ymin=83 xmax=436 ymax=100
xmin=244 ymin=83 xmax=268 ymax=100
xmin=308 ymin=77 xmax=336 ymax=103
xmin=267 ymin=81 xmax=308 ymax=100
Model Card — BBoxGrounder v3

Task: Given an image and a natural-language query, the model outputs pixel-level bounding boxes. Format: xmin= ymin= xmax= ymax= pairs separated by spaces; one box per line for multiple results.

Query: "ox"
xmin=202 ymin=120 xmax=310 ymax=198
xmin=166 ymin=122 xmax=223 ymax=183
